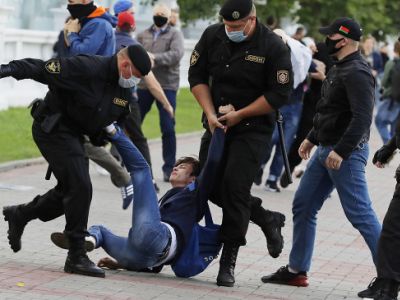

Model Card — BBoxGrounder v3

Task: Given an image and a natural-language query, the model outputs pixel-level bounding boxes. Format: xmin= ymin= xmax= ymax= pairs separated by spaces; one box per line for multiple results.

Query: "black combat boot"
xmin=374 ymin=279 xmax=399 ymax=300
xmin=65 ymin=241 xmax=105 ymax=278
xmin=216 ymin=244 xmax=239 ymax=287
xmin=3 ymin=196 xmax=40 ymax=252
xmin=250 ymin=206 xmax=285 ymax=258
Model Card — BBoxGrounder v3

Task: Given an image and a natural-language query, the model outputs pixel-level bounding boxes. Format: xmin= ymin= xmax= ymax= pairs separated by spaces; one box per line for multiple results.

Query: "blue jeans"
xmin=89 ymin=130 xmax=170 ymax=270
xmin=375 ymin=98 xmax=400 ymax=144
xmin=289 ymin=145 xmax=381 ymax=272
xmin=264 ymin=101 xmax=303 ymax=181
xmin=137 ymin=88 xmax=176 ymax=175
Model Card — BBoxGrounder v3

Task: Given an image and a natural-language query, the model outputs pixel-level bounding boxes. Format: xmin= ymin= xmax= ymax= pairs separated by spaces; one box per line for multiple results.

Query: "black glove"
xmin=372 ymin=137 xmax=397 ymax=164
xmin=89 ymin=130 xmax=109 ymax=147
xmin=0 ymin=64 xmax=14 ymax=78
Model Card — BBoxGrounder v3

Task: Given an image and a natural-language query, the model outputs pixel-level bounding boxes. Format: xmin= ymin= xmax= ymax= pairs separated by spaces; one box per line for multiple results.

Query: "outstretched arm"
xmin=196 ymin=128 xmax=225 ymax=215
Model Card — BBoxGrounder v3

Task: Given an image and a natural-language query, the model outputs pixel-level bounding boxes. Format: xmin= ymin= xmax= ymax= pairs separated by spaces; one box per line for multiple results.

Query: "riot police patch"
xmin=45 ymin=60 xmax=61 ymax=74
xmin=190 ymin=50 xmax=200 ymax=66
xmin=277 ymin=70 xmax=289 ymax=84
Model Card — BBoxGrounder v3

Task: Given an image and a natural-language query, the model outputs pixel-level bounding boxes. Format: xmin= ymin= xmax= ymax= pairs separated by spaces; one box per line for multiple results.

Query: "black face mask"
xmin=153 ymin=15 xmax=168 ymax=28
xmin=67 ymin=3 xmax=96 ymax=20
xmin=325 ymin=37 xmax=344 ymax=55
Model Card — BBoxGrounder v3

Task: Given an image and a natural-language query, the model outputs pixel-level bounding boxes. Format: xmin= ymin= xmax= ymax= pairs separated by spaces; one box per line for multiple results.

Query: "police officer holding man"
xmin=1 ymin=44 xmax=151 ymax=278
xmin=188 ymin=0 xmax=293 ymax=287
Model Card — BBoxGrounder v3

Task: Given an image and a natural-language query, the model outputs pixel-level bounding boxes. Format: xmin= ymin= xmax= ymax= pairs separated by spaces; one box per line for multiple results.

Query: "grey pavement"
xmin=0 ymin=128 xmax=398 ymax=300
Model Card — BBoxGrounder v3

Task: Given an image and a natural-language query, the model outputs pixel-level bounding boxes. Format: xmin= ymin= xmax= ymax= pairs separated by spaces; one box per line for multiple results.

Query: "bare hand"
xmin=298 ymin=139 xmax=315 ymax=160
xmin=163 ymin=103 xmax=175 ymax=119
xmin=207 ymin=114 xmax=225 ymax=133
xmin=218 ymin=110 xmax=243 ymax=128
xmin=218 ymin=104 xmax=235 ymax=115
xmin=97 ymin=257 xmax=122 ymax=270
xmin=325 ymin=150 xmax=343 ymax=170
xmin=375 ymin=161 xmax=385 ymax=169
xmin=65 ymin=19 xmax=81 ymax=33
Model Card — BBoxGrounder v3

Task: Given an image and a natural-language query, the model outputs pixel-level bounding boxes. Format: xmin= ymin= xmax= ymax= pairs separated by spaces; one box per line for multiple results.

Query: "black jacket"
xmin=188 ymin=20 xmax=293 ymax=133
xmin=307 ymin=51 xmax=375 ymax=159
xmin=7 ymin=55 xmax=130 ymax=136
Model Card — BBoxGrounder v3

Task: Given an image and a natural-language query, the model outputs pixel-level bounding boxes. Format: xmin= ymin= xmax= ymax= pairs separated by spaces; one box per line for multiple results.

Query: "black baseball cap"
xmin=319 ymin=17 xmax=362 ymax=41
xmin=219 ymin=0 xmax=253 ymax=21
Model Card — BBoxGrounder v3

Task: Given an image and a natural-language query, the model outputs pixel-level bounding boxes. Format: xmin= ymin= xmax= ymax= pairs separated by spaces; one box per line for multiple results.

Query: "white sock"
xmin=85 ymin=235 xmax=97 ymax=248
xmin=288 ymin=266 xmax=299 ymax=274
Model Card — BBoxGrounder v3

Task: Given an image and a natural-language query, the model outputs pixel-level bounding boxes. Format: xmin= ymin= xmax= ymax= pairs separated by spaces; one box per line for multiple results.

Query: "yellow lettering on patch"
xmin=45 ymin=60 xmax=61 ymax=74
xmin=113 ymin=98 xmax=128 ymax=107
xmin=245 ymin=55 xmax=266 ymax=64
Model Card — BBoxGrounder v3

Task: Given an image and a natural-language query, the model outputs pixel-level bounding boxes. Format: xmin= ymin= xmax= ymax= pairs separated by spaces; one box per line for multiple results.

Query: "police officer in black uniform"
xmin=0 ymin=44 xmax=151 ymax=278
xmin=188 ymin=0 xmax=293 ymax=287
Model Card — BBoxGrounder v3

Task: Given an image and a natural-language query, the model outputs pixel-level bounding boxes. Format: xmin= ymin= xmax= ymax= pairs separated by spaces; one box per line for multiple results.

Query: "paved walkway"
xmin=0 ymin=129 xmax=398 ymax=300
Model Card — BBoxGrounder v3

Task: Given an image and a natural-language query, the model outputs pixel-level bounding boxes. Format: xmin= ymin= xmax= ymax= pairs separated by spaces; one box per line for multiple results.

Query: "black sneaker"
xmin=265 ymin=180 xmax=280 ymax=192
xmin=3 ymin=206 xmax=28 ymax=253
xmin=254 ymin=168 xmax=263 ymax=186
xmin=64 ymin=254 xmax=105 ymax=278
xmin=358 ymin=277 xmax=383 ymax=298
xmin=51 ymin=232 xmax=96 ymax=252
xmin=261 ymin=265 xmax=309 ymax=287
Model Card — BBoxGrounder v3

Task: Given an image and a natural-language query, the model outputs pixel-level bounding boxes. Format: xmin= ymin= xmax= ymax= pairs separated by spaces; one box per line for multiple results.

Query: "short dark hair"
xmin=174 ymin=156 xmax=200 ymax=177
xmin=394 ymin=41 xmax=400 ymax=55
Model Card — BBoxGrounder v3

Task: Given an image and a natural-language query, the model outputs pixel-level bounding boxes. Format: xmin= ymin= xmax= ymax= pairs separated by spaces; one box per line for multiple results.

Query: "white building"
xmin=0 ymin=0 xmax=200 ymax=110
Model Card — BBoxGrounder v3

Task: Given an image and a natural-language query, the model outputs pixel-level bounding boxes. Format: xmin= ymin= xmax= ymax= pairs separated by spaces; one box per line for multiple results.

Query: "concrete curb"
xmin=0 ymin=131 xmax=203 ymax=173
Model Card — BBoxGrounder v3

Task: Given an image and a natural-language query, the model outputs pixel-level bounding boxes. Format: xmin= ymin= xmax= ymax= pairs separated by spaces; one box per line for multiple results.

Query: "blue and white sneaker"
xmin=121 ymin=180 xmax=134 ymax=210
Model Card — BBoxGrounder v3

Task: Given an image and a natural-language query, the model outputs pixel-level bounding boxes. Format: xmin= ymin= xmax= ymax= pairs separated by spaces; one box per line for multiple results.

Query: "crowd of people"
xmin=1 ymin=0 xmax=400 ymax=299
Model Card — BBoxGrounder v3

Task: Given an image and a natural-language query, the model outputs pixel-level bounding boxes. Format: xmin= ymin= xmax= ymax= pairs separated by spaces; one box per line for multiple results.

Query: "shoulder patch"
xmin=190 ymin=50 xmax=200 ymax=66
xmin=45 ymin=60 xmax=61 ymax=74
xmin=277 ymin=70 xmax=289 ymax=84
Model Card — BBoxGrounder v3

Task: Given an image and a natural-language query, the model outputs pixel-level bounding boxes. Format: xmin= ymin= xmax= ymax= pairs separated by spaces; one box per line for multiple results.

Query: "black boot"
xmin=64 ymin=253 xmax=105 ymax=278
xmin=250 ymin=206 xmax=285 ymax=258
xmin=374 ymin=279 xmax=399 ymax=300
xmin=3 ymin=205 xmax=29 ymax=252
xmin=216 ymin=244 xmax=239 ymax=287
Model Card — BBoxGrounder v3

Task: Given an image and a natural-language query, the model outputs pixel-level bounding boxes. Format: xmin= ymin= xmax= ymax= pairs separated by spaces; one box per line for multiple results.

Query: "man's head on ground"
xmin=117 ymin=45 xmax=151 ymax=86
xmin=153 ymin=4 xmax=171 ymax=28
xmin=319 ymin=17 xmax=362 ymax=59
xmin=117 ymin=11 xmax=136 ymax=32
xmin=169 ymin=156 xmax=200 ymax=188
xmin=220 ymin=0 xmax=257 ymax=43
xmin=114 ymin=0 xmax=134 ymax=17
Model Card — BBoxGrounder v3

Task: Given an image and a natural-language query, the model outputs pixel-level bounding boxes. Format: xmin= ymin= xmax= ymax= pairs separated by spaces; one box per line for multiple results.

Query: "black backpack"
xmin=391 ymin=59 xmax=400 ymax=102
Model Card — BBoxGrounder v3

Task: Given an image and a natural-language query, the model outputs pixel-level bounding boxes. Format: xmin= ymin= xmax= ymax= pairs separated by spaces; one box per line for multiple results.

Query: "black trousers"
xmin=377 ymin=165 xmax=400 ymax=281
xmin=23 ymin=121 xmax=92 ymax=252
xmin=199 ymin=128 xmax=270 ymax=246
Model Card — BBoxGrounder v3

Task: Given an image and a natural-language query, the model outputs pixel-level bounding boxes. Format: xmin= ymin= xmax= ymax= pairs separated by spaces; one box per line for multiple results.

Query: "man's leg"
xmin=262 ymin=147 xmax=334 ymax=287
xmin=137 ymin=89 xmax=155 ymax=121
xmin=329 ymin=144 xmax=381 ymax=264
xmin=217 ymin=131 xmax=267 ymax=287
xmin=106 ymin=130 xmax=171 ymax=269
xmin=155 ymin=89 xmax=177 ymax=179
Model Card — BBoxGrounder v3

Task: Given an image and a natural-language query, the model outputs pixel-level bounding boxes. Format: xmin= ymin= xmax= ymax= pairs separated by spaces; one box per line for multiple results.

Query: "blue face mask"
xmin=119 ymin=67 xmax=141 ymax=88
xmin=225 ymin=19 xmax=251 ymax=43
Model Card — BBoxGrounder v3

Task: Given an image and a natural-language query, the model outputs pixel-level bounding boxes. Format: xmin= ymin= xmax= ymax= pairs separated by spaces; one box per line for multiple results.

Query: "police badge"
xmin=232 ymin=11 xmax=240 ymax=20
xmin=190 ymin=50 xmax=200 ymax=66
xmin=45 ymin=60 xmax=61 ymax=74
xmin=277 ymin=70 xmax=289 ymax=84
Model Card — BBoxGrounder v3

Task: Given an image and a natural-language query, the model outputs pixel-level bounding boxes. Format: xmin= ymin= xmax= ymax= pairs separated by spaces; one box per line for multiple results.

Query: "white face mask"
xmin=118 ymin=66 xmax=141 ymax=88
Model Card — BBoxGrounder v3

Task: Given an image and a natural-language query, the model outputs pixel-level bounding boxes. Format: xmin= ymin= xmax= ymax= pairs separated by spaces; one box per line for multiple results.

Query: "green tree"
xmin=296 ymin=0 xmax=400 ymax=40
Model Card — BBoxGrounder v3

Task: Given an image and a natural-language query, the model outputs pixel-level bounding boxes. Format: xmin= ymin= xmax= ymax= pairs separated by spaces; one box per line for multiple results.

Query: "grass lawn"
xmin=0 ymin=88 xmax=203 ymax=163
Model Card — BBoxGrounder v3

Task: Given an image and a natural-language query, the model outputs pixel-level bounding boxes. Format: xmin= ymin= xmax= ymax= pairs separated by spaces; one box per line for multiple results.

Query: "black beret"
xmin=127 ymin=44 xmax=151 ymax=76
xmin=220 ymin=0 xmax=253 ymax=21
